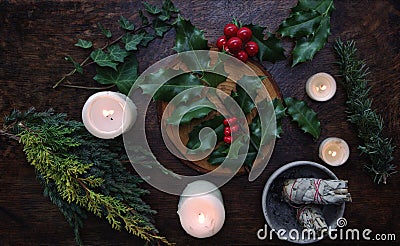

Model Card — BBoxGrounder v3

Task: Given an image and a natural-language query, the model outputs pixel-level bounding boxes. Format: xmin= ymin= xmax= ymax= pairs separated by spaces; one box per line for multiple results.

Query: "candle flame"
xmin=198 ymin=213 xmax=205 ymax=224
xmin=316 ymin=84 xmax=327 ymax=92
xmin=102 ymin=109 xmax=115 ymax=117
xmin=328 ymin=150 xmax=337 ymax=157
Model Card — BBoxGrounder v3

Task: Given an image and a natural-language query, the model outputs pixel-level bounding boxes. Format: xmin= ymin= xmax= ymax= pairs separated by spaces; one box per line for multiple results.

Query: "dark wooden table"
xmin=1 ymin=0 xmax=399 ymax=245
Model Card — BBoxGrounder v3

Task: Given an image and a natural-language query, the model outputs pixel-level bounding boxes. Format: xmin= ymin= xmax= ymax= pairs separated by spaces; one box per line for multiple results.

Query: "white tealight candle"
xmin=82 ymin=91 xmax=137 ymax=139
xmin=177 ymin=180 xmax=225 ymax=238
xmin=319 ymin=137 xmax=350 ymax=166
xmin=306 ymin=72 xmax=337 ymax=101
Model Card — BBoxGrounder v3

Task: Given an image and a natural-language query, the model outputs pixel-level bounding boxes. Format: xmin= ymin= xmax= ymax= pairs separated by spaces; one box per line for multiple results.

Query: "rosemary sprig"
xmin=334 ymin=39 xmax=396 ymax=184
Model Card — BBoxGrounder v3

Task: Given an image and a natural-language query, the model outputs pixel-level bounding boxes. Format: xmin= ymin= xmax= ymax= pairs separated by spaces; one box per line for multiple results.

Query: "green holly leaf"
xmin=208 ymin=136 xmax=252 ymax=166
xmin=284 ymin=97 xmax=321 ymax=140
xmin=122 ymin=33 xmax=145 ymax=51
xmin=107 ymin=44 xmax=129 ymax=63
xmin=167 ymin=98 xmax=214 ymax=125
xmin=273 ymin=98 xmax=286 ymax=137
xmin=90 ymin=49 xmax=118 ymax=70
xmin=186 ymin=115 xmax=225 ymax=154
xmin=143 ymin=2 xmax=161 ymax=15
xmin=65 ymin=56 xmax=83 ymax=74
xmin=152 ymin=18 xmax=171 ymax=37
xmin=208 ymin=144 xmax=229 ymax=165
xmin=233 ymin=76 xmax=261 ymax=114
xmin=277 ymin=0 xmax=334 ymax=66
xmin=93 ymin=55 xmax=138 ymax=95
xmin=74 ymin=39 xmax=92 ymax=49
xmin=201 ymin=58 xmax=227 ymax=87
xmin=119 ymin=16 xmax=135 ymax=31
xmin=292 ymin=17 xmax=331 ymax=66
xmin=138 ymin=69 xmax=203 ymax=102
xmin=173 ymin=15 xmax=208 ymax=52
xmin=246 ymin=24 xmax=285 ymax=62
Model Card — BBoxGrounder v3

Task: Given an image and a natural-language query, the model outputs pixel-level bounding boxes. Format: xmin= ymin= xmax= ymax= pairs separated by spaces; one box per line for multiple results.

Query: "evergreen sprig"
xmin=2 ymin=108 xmax=171 ymax=245
xmin=334 ymin=39 xmax=397 ymax=184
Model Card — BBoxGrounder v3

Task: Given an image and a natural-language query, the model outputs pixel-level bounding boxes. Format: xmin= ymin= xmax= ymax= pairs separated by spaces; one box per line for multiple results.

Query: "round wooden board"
xmin=157 ymin=57 xmax=282 ymax=176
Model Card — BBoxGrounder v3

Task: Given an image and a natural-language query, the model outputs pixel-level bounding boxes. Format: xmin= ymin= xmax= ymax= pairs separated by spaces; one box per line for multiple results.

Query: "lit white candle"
xmin=319 ymin=137 xmax=350 ymax=166
xmin=306 ymin=72 xmax=337 ymax=101
xmin=82 ymin=91 xmax=137 ymax=139
xmin=177 ymin=180 xmax=225 ymax=238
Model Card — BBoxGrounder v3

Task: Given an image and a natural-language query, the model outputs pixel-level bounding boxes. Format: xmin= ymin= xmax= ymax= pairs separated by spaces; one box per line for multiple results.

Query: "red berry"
xmin=216 ymin=36 xmax=227 ymax=51
xmin=230 ymin=124 xmax=239 ymax=133
xmin=235 ymin=50 xmax=248 ymax=63
xmin=224 ymin=23 xmax=239 ymax=38
xmin=223 ymin=45 xmax=231 ymax=54
xmin=244 ymin=41 xmax=259 ymax=57
xmin=224 ymin=136 xmax=232 ymax=144
xmin=227 ymin=37 xmax=243 ymax=53
xmin=227 ymin=117 xmax=238 ymax=125
xmin=223 ymin=118 xmax=229 ymax=126
xmin=237 ymin=27 xmax=252 ymax=42
xmin=224 ymin=127 xmax=231 ymax=136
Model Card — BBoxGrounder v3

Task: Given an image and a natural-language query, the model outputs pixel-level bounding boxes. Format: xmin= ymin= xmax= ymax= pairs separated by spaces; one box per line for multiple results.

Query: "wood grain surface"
xmin=0 ymin=0 xmax=399 ymax=245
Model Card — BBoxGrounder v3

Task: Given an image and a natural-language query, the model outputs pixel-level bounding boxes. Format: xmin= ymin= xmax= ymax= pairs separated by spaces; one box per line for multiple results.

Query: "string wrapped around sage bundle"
xmin=297 ymin=205 xmax=327 ymax=235
xmin=283 ymin=178 xmax=352 ymax=205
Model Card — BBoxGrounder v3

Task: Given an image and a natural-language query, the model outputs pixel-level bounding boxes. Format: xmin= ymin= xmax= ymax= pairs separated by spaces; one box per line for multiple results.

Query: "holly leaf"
xmin=65 ymin=56 xmax=83 ymax=74
xmin=208 ymin=144 xmax=229 ymax=165
xmin=90 ymin=49 xmax=118 ymax=70
xmin=75 ymin=39 xmax=92 ymax=49
xmin=143 ymin=2 xmax=161 ymax=15
xmin=233 ymin=76 xmax=261 ymax=114
xmin=167 ymin=98 xmax=214 ymax=125
xmin=138 ymin=69 xmax=203 ymax=102
xmin=119 ymin=16 xmax=135 ymax=31
xmin=273 ymin=98 xmax=286 ymax=137
xmin=186 ymin=115 xmax=225 ymax=153
xmin=173 ymin=15 xmax=208 ymax=53
xmin=122 ymin=33 xmax=144 ymax=51
xmin=284 ymin=97 xmax=321 ymax=140
xmin=277 ymin=0 xmax=334 ymax=66
xmin=246 ymin=24 xmax=285 ymax=62
xmin=93 ymin=55 xmax=138 ymax=95
xmin=201 ymin=58 xmax=227 ymax=87
xmin=107 ymin=44 xmax=129 ymax=63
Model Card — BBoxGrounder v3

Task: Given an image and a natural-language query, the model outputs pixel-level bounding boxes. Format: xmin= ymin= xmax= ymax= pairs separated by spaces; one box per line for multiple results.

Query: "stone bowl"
xmin=261 ymin=161 xmax=345 ymax=244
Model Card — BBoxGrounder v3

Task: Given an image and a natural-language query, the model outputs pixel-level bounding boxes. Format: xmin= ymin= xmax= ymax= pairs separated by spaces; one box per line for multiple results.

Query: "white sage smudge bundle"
xmin=297 ymin=205 xmax=327 ymax=235
xmin=282 ymin=178 xmax=352 ymax=205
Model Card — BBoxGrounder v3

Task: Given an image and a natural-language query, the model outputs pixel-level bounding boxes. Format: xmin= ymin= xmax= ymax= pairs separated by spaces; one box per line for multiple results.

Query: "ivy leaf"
xmin=122 ymin=33 xmax=145 ymax=51
xmin=90 ymin=49 xmax=118 ymax=70
xmin=246 ymin=24 xmax=285 ymax=62
xmin=162 ymin=0 xmax=180 ymax=13
xmin=93 ymin=55 xmax=138 ymax=95
xmin=186 ymin=115 xmax=224 ymax=153
xmin=97 ymin=23 xmax=112 ymax=38
xmin=273 ymin=98 xmax=286 ymax=137
xmin=233 ymin=76 xmax=261 ymax=114
xmin=143 ymin=2 xmax=161 ymax=15
xmin=107 ymin=44 xmax=129 ymax=63
xmin=152 ymin=18 xmax=171 ymax=37
xmin=139 ymin=31 xmax=155 ymax=47
xmin=75 ymin=39 xmax=92 ymax=49
xmin=139 ymin=10 xmax=149 ymax=25
xmin=284 ymin=97 xmax=321 ymax=140
xmin=173 ymin=15 xmax=208 ymax=53
xmin=138 ymin=69 xmax=203 ymax=102
xmin=277 ymin=0 xmax=334 ymax=66
xmin=119 ymin=16 xmax=135 ymax=31
xmin=167 ymin=98 xmax=214 ymax=125
xmin=65 ymin=56 xmax=83 ymax=74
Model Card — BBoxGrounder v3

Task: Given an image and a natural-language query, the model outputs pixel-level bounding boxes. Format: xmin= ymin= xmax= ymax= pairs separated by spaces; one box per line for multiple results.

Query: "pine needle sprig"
xmin=2 ymin=108 xmax=171 ymax=245
xmin=334 ymin=39 xmax=396 ymax=184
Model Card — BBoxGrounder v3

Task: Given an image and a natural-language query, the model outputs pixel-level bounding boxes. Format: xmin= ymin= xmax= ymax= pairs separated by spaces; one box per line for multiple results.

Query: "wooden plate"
xmin=157 ymin=53 xmax=282 ymax=175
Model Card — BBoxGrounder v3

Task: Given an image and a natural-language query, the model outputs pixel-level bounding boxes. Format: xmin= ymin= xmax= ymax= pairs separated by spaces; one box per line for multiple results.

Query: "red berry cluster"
xmin=216 ymin=23 xmax=259 ymax=63
xmin=223 ymin=117 xmax=239 ymax=144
